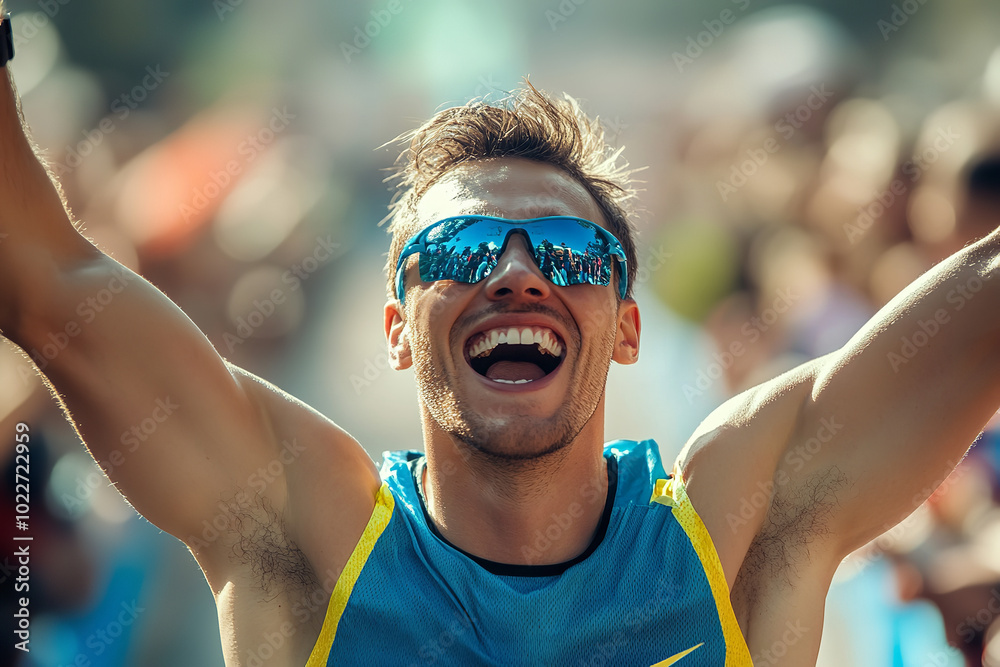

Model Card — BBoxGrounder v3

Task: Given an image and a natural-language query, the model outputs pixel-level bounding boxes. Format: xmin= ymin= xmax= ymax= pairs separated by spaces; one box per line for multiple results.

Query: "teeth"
xmin=492 ymin=378 xmax=535 ymax=385
xmin=468 ymin=325 xmax=565 ymax=360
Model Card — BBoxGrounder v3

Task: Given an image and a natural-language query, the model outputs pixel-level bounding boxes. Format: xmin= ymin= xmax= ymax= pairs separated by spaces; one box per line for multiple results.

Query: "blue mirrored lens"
xmin=417 ymin=218 xmax=614 ymax=289
xmin=529 ymin=221 xmax=614 ymax=288
xmin=419 ymin=218 xmax=503 ymax=283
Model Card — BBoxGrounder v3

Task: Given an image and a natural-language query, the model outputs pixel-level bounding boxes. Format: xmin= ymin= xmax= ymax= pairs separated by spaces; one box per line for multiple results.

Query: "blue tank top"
xmin=306 ymin=440 xmax=751 ymax=666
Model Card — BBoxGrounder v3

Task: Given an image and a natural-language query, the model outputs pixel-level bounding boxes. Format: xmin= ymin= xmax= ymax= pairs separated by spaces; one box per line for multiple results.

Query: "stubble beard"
xmin=409 ymin=318 xmax=616 ymax=465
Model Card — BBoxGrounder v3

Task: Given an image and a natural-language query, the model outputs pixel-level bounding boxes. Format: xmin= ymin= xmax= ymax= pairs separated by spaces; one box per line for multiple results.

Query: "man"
xmin=2 ymin=10 xmax=1000 ymax=665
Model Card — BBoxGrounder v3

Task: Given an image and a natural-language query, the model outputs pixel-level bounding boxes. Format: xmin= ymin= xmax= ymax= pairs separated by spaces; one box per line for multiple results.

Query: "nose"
xmin=482 ymin=233 xmax=551 ymax=302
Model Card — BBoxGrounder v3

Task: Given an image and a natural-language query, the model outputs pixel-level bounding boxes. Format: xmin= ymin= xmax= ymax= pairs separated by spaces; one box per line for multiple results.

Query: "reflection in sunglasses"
xmin=397 ymin=215 xmax=626 ymax=303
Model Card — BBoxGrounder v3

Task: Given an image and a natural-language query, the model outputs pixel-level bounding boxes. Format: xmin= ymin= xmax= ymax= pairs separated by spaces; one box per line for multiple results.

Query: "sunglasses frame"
xmin=394 ymin=215 xmax=629 ymax=303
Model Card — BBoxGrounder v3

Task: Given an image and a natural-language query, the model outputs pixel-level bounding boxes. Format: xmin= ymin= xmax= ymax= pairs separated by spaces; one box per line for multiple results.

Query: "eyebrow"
xmin=480 ymin=205 xmax=587 ymax=220
xmin=416 ymin=178 xmax=600 ymax=228
xmin=483 ymin=185 xmax=598 ymax=221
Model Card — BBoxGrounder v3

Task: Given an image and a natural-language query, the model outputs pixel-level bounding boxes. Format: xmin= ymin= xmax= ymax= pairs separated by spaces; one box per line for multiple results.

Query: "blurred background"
xmin=1 ymin=0 xmax=1000 ymax=664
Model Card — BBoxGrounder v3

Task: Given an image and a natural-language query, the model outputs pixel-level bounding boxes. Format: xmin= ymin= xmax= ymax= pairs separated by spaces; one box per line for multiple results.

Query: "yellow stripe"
xmin=650 ymin=642 xmax=703 ymax=666
xmin=305 ymin=482 xmax=395 ymax=667
xmin=649 ymin=478 xmax=675 ymax=508
xmin=653 ymin=472 xmax=753 ymax=666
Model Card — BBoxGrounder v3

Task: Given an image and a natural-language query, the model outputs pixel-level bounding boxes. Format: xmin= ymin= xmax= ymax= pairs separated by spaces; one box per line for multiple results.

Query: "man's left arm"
xmin=790 ymin=228 xmax=1000 ymax=554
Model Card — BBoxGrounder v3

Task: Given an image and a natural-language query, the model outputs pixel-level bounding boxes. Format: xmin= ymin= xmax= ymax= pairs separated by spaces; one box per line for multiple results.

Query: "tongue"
xmin=485 ymin=361 xmax=546 ymax=382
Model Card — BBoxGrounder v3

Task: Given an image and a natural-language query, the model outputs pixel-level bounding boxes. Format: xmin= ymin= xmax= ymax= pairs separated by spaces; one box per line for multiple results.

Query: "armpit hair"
xmin=225 ymin=492 xmax=317 ymax=596
xmin=732 ymin=466 xmax=850 ymax=611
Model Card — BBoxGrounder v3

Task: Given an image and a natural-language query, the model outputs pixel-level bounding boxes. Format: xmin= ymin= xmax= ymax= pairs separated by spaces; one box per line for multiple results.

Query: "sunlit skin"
xmin=6 ymin=46 xmax=1000 ymax=663
xmin=384 ymin=158 xmax=640 ymax=565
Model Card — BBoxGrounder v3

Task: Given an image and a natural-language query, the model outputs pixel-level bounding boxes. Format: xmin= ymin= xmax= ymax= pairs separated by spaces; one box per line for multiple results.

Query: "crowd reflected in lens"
xmin=417 ymin=217 xmax=616 ymax=288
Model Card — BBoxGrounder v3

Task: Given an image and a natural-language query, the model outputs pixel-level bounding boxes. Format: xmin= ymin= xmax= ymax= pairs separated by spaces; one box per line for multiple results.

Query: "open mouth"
xmin=465 ymin=326 xmax=565 ymax=385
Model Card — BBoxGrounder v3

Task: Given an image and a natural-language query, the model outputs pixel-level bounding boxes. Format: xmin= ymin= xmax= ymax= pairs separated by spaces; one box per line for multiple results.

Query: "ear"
xmin=611 ymin=298 xmax=640 ymax=365
xmin=384 ymin=299 xmax=412 ymax=370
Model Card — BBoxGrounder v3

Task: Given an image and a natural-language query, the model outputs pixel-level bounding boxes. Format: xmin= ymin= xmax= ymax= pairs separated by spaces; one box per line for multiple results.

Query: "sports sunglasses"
xmin=394 ymin=215 xmax=629 ymax=303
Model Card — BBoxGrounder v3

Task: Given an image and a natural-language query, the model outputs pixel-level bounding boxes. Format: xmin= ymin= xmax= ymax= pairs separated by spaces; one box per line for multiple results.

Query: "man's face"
xmin=385 ymin=158 xmax=639 ymax=460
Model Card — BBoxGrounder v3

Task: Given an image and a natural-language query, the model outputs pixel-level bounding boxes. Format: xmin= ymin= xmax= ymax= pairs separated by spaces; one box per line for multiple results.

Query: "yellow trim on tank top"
xmin=650 ymin=471 xmax=753 ymax=666
xmin=305 ymin=482 xmax=395 ymax=667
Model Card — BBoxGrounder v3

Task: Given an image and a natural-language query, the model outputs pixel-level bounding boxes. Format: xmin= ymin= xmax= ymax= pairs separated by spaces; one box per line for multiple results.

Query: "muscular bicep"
xmin=13 ymin=252 xmax=294 ymax=535
xmin=790 ymin=235 xmax=1000 ymax=553
xmin=675 ymin=363 xmax=818 ymax=587
xmin=2 ymin=66 xmax=378 ymax=556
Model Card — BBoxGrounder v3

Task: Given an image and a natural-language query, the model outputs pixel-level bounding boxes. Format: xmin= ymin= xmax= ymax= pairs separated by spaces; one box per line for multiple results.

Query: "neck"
xmin=420 ymin=407 xmax=611 ymax=566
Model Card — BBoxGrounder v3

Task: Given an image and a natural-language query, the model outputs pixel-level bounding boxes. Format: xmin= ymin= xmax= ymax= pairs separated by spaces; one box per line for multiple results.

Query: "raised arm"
xmin=681 ymin=228 xmax=1000 ymax=583
xmin=673 ymin=226 xmax=999 ymax=661
xmin=0 ymin=44 xmax=378 ymax=566
xmin=791 ymin=230 xmax=1000 ymax=551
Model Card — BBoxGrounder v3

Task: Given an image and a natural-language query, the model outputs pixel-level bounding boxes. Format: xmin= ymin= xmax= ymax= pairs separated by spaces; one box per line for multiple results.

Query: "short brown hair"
xmin=383 ymin=81 xmax=639 ymax=300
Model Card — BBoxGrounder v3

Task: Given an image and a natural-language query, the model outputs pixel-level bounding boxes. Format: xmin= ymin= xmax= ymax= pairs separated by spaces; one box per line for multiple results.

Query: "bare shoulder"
xmin=674 ymin=354 xmax=842 ymax=587
xmin=196 ymin=365 xmax=381 ymax=579
xmin=191 ymin=367 xmax=382 ymax=666
xmin=675 ymin=355 xmax=856 ymax=662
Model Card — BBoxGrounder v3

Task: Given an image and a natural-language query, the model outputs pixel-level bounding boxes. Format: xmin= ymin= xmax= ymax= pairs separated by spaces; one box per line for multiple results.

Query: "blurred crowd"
xmin=656 ymin=6 xmax=1000 ymax=666
xmin=1 ymin=0 xmax=999 ymax=665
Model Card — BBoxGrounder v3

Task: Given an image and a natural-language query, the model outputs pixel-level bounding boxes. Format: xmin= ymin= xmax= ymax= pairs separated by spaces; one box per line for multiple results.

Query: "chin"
xmin=451 ymin=413 xmax=581 ymax=462
xmin=412 ymin=340 xmax=608 ymax=462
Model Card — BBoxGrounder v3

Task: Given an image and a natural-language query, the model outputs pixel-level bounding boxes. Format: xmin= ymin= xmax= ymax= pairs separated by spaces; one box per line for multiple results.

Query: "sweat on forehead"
xmin=412 ymin=159 xmax=607 ymax=232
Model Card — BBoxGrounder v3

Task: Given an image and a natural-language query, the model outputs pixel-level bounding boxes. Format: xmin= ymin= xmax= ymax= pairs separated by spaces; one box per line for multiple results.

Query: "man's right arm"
xmin=0 ymin=56 xmax=379 ymax=554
